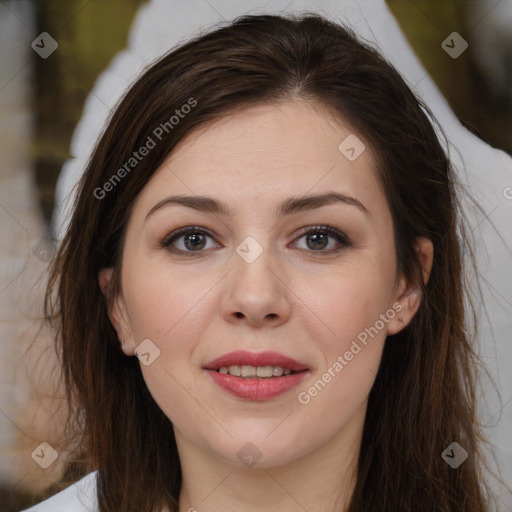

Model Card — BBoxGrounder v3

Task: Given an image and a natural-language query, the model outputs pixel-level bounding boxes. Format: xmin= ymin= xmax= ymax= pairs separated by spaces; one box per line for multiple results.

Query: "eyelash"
xmin=160 ymin=225 xmax=352 ymax=256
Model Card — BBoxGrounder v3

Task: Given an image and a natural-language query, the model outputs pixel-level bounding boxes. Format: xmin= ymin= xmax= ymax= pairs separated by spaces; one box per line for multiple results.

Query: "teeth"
xmin=257 ymin=366 xmax=274 ymax=378
xmin=228 ymin=365 xmax=241 ymax=377
xmin=217 ymin=365 xmax=295 ymax=378
xmin=271 ymin=366 xmax=283 ymax=376
xmin=241 ymin=365 xmax=257 ymax=378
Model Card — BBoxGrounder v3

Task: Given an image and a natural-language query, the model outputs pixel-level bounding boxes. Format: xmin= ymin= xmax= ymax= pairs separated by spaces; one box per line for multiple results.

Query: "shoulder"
xmin=20 ymin=471 xmax=99 ymax=512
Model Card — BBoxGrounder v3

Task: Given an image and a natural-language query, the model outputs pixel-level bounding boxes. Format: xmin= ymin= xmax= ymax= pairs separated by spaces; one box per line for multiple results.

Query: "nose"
xmin=221 ymin=244 xmax=291 ymax=328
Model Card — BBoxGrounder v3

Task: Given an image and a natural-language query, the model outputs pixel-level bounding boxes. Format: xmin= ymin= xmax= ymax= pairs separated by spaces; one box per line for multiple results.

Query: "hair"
xmin=42 ymin=11 xmax=501 ymax=512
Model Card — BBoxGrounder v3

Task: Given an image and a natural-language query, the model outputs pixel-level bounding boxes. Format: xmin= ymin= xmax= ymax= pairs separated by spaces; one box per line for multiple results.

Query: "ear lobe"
xmin=386 ymin=237 xmax=434 ymax=336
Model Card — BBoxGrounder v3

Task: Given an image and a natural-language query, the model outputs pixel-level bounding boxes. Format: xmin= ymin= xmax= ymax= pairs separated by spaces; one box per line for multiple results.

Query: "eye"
xmin=161 ymin=225 xmax=351 ymax=256
xmin=161 ymin=226 xmax=219 ymax=255
xmin=293 ymin=225 xmax=351 ymax=253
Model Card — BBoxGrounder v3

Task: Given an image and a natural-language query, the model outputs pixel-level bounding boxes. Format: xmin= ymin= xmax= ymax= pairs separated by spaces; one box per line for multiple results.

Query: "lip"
xmin=203 ymin=350 xmax=310 ymax=401
xmin=205 ymin=369 xmax=309 ymax=401
xmin=203 ymin=350 xmax=309 ymax=372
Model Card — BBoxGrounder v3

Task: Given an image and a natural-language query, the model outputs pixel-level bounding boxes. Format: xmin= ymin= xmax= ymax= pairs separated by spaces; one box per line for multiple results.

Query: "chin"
xmin=201 ymin=427 xmax=312 ymax=470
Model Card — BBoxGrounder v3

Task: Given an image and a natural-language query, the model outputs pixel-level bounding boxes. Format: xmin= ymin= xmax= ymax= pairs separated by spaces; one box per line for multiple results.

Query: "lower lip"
xmin=205 ymin=369 xmax=309 ymax=401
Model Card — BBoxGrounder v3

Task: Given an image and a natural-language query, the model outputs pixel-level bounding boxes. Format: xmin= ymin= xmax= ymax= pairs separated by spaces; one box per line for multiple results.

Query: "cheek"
xmin=121 ymin=268 xmax=210 ymax=430
xmin=292 ymin=248 xmax=395 ymax=409
xmin=301 ymin=274 xmax=390 ymax=401
xmin=290 ymin=271 xmax=393 ymax=452
xmin=121 ymin=262 xmax=216 ymax=420
xmin=297 ymin=253 xmax=397 ymax=354
xmin=122 ymin=260 xmax=213 ymax=346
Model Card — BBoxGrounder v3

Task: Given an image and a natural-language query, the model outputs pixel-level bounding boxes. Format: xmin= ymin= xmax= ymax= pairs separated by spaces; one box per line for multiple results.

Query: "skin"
xmin=99 ymin=99 xmax=433 ymax=512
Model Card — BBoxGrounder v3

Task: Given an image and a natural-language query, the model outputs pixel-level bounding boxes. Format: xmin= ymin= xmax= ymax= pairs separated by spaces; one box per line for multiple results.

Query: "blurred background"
xmin=25 ymin=0 xmax=512 ymax=225
xmin=0 ymin=0 xmax=510 ymax=510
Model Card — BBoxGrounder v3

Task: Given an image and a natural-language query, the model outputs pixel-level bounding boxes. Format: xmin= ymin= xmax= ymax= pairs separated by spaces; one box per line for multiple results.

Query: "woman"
xmin=24 ymin=12 xmax=499 ymax=512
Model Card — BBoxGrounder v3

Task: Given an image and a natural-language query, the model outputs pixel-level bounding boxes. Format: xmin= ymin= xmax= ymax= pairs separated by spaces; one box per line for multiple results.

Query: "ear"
xmin=386 ymin=237 xmax=434 ymax=336
xmin=98 ymin=267 xmax=134 ymax=354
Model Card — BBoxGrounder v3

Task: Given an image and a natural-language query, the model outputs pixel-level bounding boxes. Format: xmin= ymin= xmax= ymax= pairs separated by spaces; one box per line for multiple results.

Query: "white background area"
xmin=49 ymin=0 xmax=512 ymax=508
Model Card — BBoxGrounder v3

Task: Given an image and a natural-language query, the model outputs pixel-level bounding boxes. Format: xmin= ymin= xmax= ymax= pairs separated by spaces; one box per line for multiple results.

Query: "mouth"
xmin=215 ymin=365 xmax=301 ymax=379
xmin=203 ymin=350 xmax=309 ymax=400
xmin=203 ymin=350 xmax=309 ymax=375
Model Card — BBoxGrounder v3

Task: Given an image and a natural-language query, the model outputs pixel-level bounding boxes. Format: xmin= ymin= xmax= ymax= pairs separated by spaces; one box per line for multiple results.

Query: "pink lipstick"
xmin=203 ymin=350 xmax=309 ymax=401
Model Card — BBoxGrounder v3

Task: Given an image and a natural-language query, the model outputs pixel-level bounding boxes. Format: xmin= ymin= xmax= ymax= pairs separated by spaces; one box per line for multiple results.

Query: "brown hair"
xmin=43 ymin=12 xmax=500 ymax=511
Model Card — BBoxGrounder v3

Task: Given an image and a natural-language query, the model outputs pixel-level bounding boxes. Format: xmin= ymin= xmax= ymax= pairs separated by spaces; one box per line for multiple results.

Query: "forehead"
xmin=133 ymin=99 xmax=385 ymax=217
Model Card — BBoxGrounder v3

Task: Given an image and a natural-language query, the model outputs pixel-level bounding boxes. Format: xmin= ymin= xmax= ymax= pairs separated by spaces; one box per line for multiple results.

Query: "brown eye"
xmin=294 ymin=226 xmax=351 ymax=253
xmin=161 ymin=227 xmax=219 ymax=255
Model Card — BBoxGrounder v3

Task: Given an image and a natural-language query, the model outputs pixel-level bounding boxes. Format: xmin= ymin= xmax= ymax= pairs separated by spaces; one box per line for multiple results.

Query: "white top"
xmin=21 ymin=471 xmax=99 ymax=511
xmin=21 ymin=471 xmax=171 ymax=511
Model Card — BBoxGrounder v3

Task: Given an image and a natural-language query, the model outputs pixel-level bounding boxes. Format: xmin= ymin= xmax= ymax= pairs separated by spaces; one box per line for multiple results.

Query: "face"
xmin=101 ymin=99 xmax=424 ymax=469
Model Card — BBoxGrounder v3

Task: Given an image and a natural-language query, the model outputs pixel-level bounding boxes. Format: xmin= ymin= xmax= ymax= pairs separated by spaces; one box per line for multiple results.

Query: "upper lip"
xmin=203 ymin=350 xmax=309 ymax=372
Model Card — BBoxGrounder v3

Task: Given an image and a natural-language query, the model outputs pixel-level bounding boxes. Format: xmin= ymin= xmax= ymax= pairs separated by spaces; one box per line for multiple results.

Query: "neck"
xmin=175 ymin=406 xmax=364 ymax=512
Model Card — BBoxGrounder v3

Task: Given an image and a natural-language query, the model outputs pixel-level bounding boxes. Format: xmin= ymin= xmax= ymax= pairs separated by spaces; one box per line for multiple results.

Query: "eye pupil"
xmin=185 ymin=233 xmax=206 ymax=250
xmin=307 ymin=232 xmax=328 ymax=250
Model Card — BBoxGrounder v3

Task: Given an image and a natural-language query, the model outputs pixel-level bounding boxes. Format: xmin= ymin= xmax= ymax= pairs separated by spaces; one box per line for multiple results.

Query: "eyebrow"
xmin=145 ymin=192 xmax=370 ymax=222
